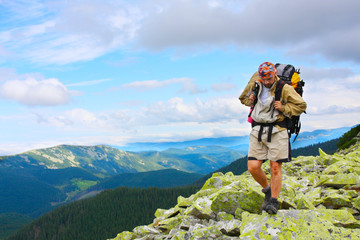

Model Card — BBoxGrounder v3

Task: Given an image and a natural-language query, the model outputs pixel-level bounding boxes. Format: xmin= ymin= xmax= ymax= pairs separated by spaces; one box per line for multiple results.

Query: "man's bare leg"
xmin=270 ymin=161 xmax=282 ymax=198
xmin=248 ymin=160 xmax=269 ymax=188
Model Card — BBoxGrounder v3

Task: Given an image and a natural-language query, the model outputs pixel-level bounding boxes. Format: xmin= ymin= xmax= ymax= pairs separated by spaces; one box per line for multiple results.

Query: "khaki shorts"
xmin=248 ymin=128 xmax=289 ymax=162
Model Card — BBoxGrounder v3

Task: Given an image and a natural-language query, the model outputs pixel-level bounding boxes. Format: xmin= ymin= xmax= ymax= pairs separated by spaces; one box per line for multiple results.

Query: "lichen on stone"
xmin=108 ymin=143 xmax=360 ymax=240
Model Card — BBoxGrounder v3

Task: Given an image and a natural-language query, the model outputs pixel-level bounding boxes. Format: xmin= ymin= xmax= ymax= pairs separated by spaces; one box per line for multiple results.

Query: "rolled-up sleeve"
xmin=282 ymin=84 xmax=307 ymax=117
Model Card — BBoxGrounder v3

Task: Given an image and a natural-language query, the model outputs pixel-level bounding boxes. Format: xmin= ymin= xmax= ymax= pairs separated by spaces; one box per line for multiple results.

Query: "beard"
xmin=264 ymin=82 xmax=274 ymax=88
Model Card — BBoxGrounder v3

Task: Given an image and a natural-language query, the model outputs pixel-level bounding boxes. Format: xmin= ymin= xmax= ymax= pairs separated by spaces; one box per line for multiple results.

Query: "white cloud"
xmin=300 ymin=66 xmax=353 ymax=82
xmin=180 ymin=81 xmax=207 ymax=95
xmin=33 ymin=95 xmax=248 ymax=130
xmin=0 ymin=0 xmax=48 ymax=25
xmin=20 ymin=96 xmax=249 ymax=154
xmin=0 ymin=44 xmax=10 ymax=58
xmin=6 ymin=72 xmax=360 ymax=155
xmin=0 ymin=78 xmax=71 ymax=106
xmin=67 ymin=78 xmax=113 ymax=87
xmin=289 ymin=26 xmax=360 ymax=62
xmin=138 ymin=0 xmax=239 ymax=50
xmin=141 ymin=96 xmax=247 ymax=125
xmin=2 ymin=0 xmax=360 ymax=64
xmin=122 ymin=78 xmax=188 ymax=90
xmin=301 ymin=110 xmax=360 ymax=133
xmin=121 ymin=77 xmax=207 ymax=94
xmin=33 ymin=77 xmax=360 ymax=139
xmin=212 ymin=82 xmax=237 ymax=92
xmin=0 ymin=0 xmax=142 ymax=64
xmin=137 ymin=0 xmax=360 ymax=63
xmin=346 ymin=75 xmax=360 ymax=84
xmin=118 ymin=100 xmax=144 ymax=107
xmin=301 ymin=71 xmax=360 ymax=121
xmin=107 ymin=56 xmax=140 ymax=67
xmin=0 ymin=67 xmax=18 ymax=82
xmin=36 ymin=108 xmax=134 ymax=131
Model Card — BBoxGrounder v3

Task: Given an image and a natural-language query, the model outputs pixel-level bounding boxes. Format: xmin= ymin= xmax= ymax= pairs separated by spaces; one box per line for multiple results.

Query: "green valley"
xmin=0 ymin=144 xmax=241 ymax=238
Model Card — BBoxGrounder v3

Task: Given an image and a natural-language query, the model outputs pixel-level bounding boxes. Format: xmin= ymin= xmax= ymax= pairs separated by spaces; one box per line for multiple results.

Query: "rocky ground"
xmin=110 ymin=141 xmax=360 ymax=239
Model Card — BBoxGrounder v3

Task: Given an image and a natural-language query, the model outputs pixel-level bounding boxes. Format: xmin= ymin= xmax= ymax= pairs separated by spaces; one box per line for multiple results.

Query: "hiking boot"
xmin=261 ymin=185 xmax=271 ymax=211
xmin=265 ymin=197 xmax=280 ymax=214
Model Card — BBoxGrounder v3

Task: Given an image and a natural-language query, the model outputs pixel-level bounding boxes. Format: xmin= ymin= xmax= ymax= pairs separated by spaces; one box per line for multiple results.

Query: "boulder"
xmin=183 ymin=197 xmax=215 ymax=219
xmin=239 ymin=209 xmax=360 ymax=239
xmin=211 ymin=188 xmax=263 ymax=214
xmin=320 ymin=173 xmax=360 ymax=188
xmin=109 ymin=142 xmax=360 ymax=240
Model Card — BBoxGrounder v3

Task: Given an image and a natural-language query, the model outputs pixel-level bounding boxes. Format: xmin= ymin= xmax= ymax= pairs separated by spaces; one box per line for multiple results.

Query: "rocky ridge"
xmin=110 ymin=141 xmax=360 ymax=239
xmin=0 ymin=145 xmax=243 ymax=176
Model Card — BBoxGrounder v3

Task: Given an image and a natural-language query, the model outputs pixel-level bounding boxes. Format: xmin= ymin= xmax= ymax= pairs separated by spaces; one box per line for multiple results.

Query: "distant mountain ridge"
xmin=118 ymin=126 xmax=352 ymax=152
xmin=0 ymin=145 xmax=243 ymax=175
xmin=290 ymin=126 xmax=352 ymax=148
xmin=0 ymin=144 xmax=241 ymax=220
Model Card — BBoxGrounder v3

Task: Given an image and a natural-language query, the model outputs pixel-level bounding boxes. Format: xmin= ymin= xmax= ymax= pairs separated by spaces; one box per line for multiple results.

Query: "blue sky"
xmin=1 ymin=0 xmax=360 ymax=155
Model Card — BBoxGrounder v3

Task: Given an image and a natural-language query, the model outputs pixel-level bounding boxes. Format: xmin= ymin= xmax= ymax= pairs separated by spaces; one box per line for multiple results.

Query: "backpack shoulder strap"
xmin=253 ymin=82 xmax=260 ymax=104
xmin=275 ymin=80 xmax=286 ymax=101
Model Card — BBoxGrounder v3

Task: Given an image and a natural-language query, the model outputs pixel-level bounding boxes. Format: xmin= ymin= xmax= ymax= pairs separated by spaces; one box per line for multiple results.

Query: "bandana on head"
xmin=258 ymin=62 xmax=276 ymax=78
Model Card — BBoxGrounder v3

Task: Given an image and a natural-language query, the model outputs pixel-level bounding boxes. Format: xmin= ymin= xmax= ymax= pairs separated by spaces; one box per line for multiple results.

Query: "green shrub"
xmin=337 ymin=124 xmax=360 ymax=150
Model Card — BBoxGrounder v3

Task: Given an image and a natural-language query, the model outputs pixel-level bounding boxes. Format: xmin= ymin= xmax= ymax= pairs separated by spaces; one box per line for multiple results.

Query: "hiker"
xmin=239 ymin=62 xmax=307 ymax=214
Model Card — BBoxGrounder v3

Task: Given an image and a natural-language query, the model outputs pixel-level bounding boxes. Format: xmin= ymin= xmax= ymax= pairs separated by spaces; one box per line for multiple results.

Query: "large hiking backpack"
xmin=247 ymin=63 xmax=305 ymax=142
xmin=274 ymin=63 xmax=305 ymax=142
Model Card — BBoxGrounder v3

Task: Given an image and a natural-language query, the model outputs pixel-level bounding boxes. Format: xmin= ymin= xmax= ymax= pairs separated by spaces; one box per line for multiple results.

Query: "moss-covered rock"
xmin=352 ymin=196 xmax=360 ymax=211
xmin=323 ymin=164 xmax=342 ymax=175
xmin=133 ymin=225 xmax=160 ymax=235
xmin=111 ymin=231 xmax=135 ymax=240
xmin=322 ymin=193 xmax=352 ymax=209
xmin=156 ymin=216 xmax=182 ymax=232
xmin=154 ymin=206 xmax=181 ymax=219
xmin=109 ymin=143 xmax=360 ymax=240
xmin=317 ymin=209 xmax=360 ymax=228
xmin=239 ymin=210 xmax=360 ymax=239
xmin=294 ymin=192 xmax=316 ymax=210
xmin=176 ymin=215 xmax=204 ymax=232
xmin=211 ymin=188 xmax=263 ymax=214
xmin=192 ymin=225 xmax=223 ymax=239
xmin=183 ymin=197 xmax=214 ymax=219
xmin=176 ymin=195 xmax=192 ymax=208
xmin=321 ymin=173 xmax=360 ymax=188
xmin=201 ymin=172 xmax=231 ymax=190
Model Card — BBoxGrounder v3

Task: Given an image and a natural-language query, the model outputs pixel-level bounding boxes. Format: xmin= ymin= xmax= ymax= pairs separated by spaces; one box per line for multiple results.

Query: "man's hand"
xmin=249 ymin=93 xmax=256 ymax=104
xmin=274 ymin=101 xmax=285 ymax=112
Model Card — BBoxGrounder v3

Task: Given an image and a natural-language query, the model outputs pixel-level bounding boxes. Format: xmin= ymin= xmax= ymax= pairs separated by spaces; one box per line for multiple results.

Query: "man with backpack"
xmin=239 ymin=62 xmax=307 ymax=214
